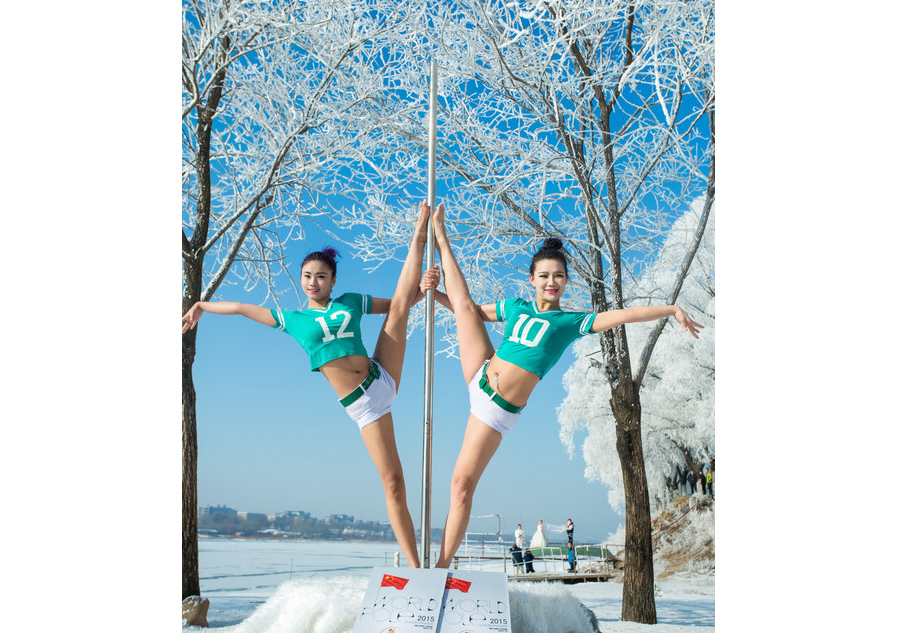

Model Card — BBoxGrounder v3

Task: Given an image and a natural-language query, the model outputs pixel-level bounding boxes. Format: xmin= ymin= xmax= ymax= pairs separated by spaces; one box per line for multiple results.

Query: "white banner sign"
xmin=436 ymin=570 xmax=511 ymax=633
xmin=353 ymin=567 xmax=449 ymax=633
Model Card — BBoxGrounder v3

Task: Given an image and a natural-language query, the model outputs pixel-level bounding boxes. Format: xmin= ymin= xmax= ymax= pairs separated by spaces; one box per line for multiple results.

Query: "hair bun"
xmin=529 ymin=236 xmax=569 ymax=275
xmin=542 ymin=237 xmax=563 ymax=251
xmin=321 ymin=247 xmax=340 ymax=260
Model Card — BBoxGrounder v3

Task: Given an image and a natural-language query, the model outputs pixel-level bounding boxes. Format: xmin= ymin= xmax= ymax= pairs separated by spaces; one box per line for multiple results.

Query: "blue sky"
xmin=192 ymin=218 xmax=623 ymax=544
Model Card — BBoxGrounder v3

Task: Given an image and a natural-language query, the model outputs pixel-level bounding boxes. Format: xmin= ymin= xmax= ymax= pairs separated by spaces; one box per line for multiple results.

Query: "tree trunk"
xmin=611 ymin=380 xmax=657 ymax=624
xmin=182 ymin=268 xmax=202 ymax=599
xmin=182 ymin=31 xmax=229 ymax=599
xmin=182 ymin=328 xmax=200 ymax=599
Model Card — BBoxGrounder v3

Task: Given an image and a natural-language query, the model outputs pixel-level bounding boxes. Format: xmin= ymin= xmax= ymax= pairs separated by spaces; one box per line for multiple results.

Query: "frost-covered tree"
xmin=559 ymin=200 xmax=715 ymax=512
xmin=345 ymin=0 xmax=715 ymax=622
xmin=181 ymin=0 xmax=416 ymax=599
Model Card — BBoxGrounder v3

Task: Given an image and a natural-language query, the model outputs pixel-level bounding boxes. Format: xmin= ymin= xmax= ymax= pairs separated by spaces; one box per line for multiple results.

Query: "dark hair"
xmin=302 ymin=247 xmax=340 ymax=276
xmin=529 ymin=237 xmax=568 ymax=275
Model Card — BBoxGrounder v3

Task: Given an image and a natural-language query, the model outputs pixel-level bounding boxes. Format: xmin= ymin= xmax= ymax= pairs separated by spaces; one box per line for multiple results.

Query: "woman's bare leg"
xmin=430 ymin=201 xmax=502 ymax=567
xmin=373 ymin=200 xmax=430 ymax=388
xmin=361 ymin=413 xmax=420 ymax=567
xmin=431 ymin=202 xmax=494 ymax=384
xmin=364 ymin=202 xmax=429 ymax=568
xmin=434 ymin=415 xmax=503 ymax=568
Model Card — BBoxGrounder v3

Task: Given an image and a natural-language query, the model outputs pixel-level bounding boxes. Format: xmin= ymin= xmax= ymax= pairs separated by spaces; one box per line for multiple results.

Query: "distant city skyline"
xmin=198 ymin=502 xmax=593 ymax=547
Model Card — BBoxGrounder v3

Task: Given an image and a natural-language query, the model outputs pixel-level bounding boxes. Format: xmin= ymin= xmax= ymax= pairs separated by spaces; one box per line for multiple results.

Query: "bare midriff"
xmin=485 ymin=355 xmax=540 ymax=408
xmin=318 ymin=355 xmax=374 ymax=399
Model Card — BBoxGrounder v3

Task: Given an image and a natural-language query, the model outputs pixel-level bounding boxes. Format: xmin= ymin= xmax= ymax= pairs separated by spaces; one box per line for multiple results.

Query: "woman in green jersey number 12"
xmin=181 ymin=201 xmax=433 ymax=568
xmin=419 ymin=201 xmax=703 ymax=568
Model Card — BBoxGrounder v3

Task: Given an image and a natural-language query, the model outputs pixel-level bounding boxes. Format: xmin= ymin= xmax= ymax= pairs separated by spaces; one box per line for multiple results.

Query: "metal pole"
xmin=420 ymin=60 xmax=438 ymax=568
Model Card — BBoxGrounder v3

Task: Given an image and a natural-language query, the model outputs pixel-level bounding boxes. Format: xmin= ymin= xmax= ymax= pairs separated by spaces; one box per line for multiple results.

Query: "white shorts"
xmin=341 ymin=359 xmax=397 ymax=430
xmin=467 ymin=361 xmax=523 ymax=436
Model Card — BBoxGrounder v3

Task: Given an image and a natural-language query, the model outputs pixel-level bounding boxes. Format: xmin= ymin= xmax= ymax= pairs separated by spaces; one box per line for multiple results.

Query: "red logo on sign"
xmin=380 ymin=574 xmax=410 ymax=590
xmin=445 ymin=577 xmax=472 ymax=592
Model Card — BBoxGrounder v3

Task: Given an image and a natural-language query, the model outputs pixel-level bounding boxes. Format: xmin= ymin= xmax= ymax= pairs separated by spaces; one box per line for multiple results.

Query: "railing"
xmin=452 ymin=538 xmax=623 ymax=576
xmin=384 ymin=536 xmax=625 ymax=575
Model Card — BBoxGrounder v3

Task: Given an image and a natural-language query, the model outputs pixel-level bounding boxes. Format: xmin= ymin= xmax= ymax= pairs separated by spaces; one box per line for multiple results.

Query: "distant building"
xmin=202 ymin=505 xmax=237 ymax=518
xmin=276 ymin=510 xmax=311 ymax=520
xmin=326 ymin=514 xmax=354 ymax=523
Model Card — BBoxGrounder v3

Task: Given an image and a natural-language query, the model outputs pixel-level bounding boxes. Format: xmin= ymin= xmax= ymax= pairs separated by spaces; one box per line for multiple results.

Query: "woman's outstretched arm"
xmin=182 ymin=301 xmax=277 ymax=333
xmin=590 ymin=305 xmax=703 ymax=338
xmin=420 ymin=265 xmax=498 ymax=322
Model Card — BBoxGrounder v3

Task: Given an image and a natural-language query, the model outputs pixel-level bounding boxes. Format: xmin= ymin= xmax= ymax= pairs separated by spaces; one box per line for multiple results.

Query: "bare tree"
xmin=181 ymin=0 xmax=414 ymax=599
xmin=559 ymin=200 xmax=715 ymax=514
xmin=346 ymin=0 xmax=715 ymax=622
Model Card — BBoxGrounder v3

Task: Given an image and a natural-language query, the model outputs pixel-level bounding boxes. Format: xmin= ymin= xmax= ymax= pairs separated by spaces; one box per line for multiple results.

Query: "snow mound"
xmin=230 ymin=576 xmax=366 ymax=633
xmin=508 ymin=582 xmax=601 ymax=633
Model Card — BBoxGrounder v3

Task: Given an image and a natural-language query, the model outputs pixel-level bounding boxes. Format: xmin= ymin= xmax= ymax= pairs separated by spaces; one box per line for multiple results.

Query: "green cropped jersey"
xmin=271 ymin=293 xmax=373 ymax=371
xmin=495 ymin=298 xmax=595 ymax=378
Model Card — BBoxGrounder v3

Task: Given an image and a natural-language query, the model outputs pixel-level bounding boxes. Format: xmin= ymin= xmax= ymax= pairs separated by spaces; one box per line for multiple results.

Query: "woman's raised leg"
xmin=431 ymin=202 xmax=494 ymax=384
xmin=372 ymin=200 xmax=430 ymax=388
xmin=430 ymin=201 xmax=503 ymax=567
xmin=364 ymin=201 xmax=429 ymax=568
xmin=434 ymin=415 xmax=503 ymax=567
xmin=360 ymin=413 xmax=420 ymax=567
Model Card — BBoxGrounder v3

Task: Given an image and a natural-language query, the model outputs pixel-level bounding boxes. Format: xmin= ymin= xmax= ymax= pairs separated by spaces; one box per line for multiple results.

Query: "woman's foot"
xmin=414 ymin=200 xmax=430 ymax=246
xmin=432 ymin=202 xmax=449 ymax=246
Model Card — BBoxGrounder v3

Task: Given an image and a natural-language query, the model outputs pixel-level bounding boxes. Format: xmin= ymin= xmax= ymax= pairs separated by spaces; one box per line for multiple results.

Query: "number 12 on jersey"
xmin=315 ymin=311 xmax=354 ymax=343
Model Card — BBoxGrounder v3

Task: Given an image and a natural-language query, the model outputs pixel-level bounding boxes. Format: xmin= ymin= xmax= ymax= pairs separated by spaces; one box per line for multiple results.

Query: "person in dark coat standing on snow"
xmin=510 ymin=544 xmax=524 ymax=573
xmin=523 ymin=549 xmax=535 ymax=573
xmin=687 ymin=470 xmax=698 ymax=494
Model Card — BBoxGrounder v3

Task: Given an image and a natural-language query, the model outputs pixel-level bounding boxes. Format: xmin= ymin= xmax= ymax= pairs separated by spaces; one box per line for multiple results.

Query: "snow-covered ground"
xmin=182 ymin=572 xmax=713 ymax=633
xmin=181 ymin=512 xmax=716 ymax=632
xmin=569 ymin=575 xmax=714 ymax=632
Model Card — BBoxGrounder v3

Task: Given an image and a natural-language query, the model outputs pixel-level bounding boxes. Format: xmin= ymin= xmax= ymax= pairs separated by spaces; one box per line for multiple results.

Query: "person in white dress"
xmin=530 ymin=519 xmax=548 ymax=548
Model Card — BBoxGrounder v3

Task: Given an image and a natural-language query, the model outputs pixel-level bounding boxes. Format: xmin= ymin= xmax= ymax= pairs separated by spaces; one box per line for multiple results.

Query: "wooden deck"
xmin=508 ymin=571 xmax=611 ymax=584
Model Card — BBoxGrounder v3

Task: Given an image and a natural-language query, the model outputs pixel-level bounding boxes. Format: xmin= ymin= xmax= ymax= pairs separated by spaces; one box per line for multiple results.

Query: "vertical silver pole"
xmin=420 ymin=61 xmax=438 ymax=568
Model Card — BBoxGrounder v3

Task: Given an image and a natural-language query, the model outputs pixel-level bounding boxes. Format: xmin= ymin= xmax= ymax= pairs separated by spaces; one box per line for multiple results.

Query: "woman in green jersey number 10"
xmin=181 ymin=201 xmax=432 ymax=568
xmin=419 ymin=201 xmax=703 ymax=568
